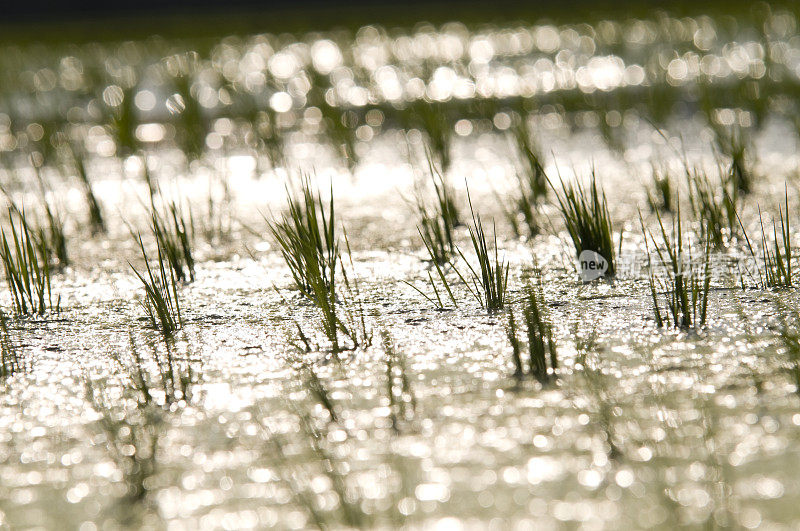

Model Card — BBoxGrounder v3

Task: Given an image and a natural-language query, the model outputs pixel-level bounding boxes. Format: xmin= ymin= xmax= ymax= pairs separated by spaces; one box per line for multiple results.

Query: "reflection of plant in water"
xmin=771 ymin=297 xmax=800 ymax=394
xmin=84 ymin=332 xmax=197 ymax=525
xmin=257 ymin=398 xmax=417 ymax=530
xmin=255 ymin=339 xmax=421 ymax=529
xmin=382 ymin=330 xmax=416 ymax=433
xmin=0 ymin=310 xmax=24 ymax=379
xmin=506 ymin=273 xmax=557 ymax=383
xmin=695 ymin=384 xmax=737 ymax=528
xmin=576 ymin=342 xmax=622 ymax=460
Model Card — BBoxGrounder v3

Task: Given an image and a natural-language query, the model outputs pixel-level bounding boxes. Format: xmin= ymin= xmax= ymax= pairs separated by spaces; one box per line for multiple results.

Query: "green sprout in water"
xmin=0 ymin=207 xmax=57 ymax=316
xmin=551 ymin=170 xmax=616 ymax=278
xmin=130 ymin=234 xmax=183 ymax=335
xmin=641 ymin=205 xmax=711 ymax=330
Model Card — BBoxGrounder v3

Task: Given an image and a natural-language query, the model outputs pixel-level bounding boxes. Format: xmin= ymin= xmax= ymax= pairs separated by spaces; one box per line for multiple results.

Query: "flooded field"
xmin=4 ymin=4 xmax=800 ymax=529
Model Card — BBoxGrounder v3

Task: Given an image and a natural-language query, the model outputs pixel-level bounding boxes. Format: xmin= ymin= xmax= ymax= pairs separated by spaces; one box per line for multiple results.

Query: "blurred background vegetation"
xmin=3 ymin=0 xmax=795 ymax=43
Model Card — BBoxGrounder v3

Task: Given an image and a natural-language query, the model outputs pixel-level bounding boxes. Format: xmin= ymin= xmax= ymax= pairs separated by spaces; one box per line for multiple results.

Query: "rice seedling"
xmin=26 ymin=166 xmax=69 ymax=268
xmin=737 ymin=187 xmax=791 ymax=289
xmin=686 ymin=166 xmax=738 ymax=249
xmin=641 ymin=206 xmax=711 ymax=330
xmin=171 ymin=73 xmax=207 ymax=162
xmin=140 ymin=153 xmax=157 ymax=199
xmin=413 ymin=101 xmax=452 ymax=170
xmin=500 ymin=172 xmax=543 ymax=239
xmin=0 ymin=208 xmax=57 ymax=316
xmin=453 ymin=193 xmax=509 ymax=313
xmin=271 ymin=182 xmax=371 ymax=352
xmin=149 ymin=200 xmax=195 ymax=282
xmin=712 ymin=123 xmax=753 ymax=195
xmin=106 ymin=84 xmax=139 ymax=156
xmin=501 ymin=123 xmax=547 ymax=237
xmin=412 ymin=154 xmax=460 ymax=265
xmin=551 ymin=170 xmax=616 ymax=278
xmin=198 ymin=172 xmax=233 ymax=243
xmin=65 ymin=143 xmax=106 ymax=234
xmin=320 ymin=102 xmax=358 ymax=167
xmin=406 ymin=188 xmax=507 ymax=313
xmin=130 ymin=234 xmax=182 ymax=335
xmin=402 ymin=242 xmax=457 ymax=310
xmin=0 ymin=310 xmax=22 ymax=378
xmin=269 ymin=177 xmax=338 ymax=298
xmin=336 ymin=232 xmax=373 ymax=349
xmin=509 ymin=115 xmax=548 ymax=208
xmin=254 ymin=107 xmax=285 ymax=169
xmin=646 ymin=165 xmax=674 ymax=214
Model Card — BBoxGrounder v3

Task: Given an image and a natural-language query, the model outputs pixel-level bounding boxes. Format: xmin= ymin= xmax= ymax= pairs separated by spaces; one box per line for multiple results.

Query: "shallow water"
xmin=3 ymin=7 xmax=800 ymax=531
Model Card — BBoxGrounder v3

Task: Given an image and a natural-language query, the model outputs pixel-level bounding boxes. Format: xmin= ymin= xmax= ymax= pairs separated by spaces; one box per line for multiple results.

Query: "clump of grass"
xmin=171 ymin=73 xmax=207 ymax=162
xmin=454 ymin=193 xmax=509 ymax=313
xmin=507 ymin=116 xmax=548 ymax=235
xmin=320 ymin=103 xmax=358 ymax=168
xmin=738 ymin=186 xmax=792 ymax=289
xmin=501 ymin=120 xmax=548 ymax=237
xmin=641 ymin=206 xmax=711 ymax=329
xmin=149 ymin=200 xmax=195 ymax=282
xmin=65 ymin=143 xmax=106 ymax=234
xmin=413 ymin=155 xmax=460 ymax=265
xmin=646 ymin=165 xmax=674 ymax=214
xmin=0 ymin=310 xmax=22 ymax=378
xmin=507 ymin=274 xmax=557 ymax=383
xmin=269 ymin=177 xmax=338 ymax=298
xmin=254 ymin=107 xmax=285 ymax=169
xmin=712 ymin=124 xmax=753 ymax=195
xmin=413 ymin=101 xmax=452 ymax=170
xmin=551 ymin=170 xmax=616 ymax=278
xmin=272 ymin=180 xmax=370 ymax=352
xmin=105 ymin=84 xmax=139 ymax=156
xmin=686 ymin=166 xmax=738 ymax=249
xmin=407 ymin=188 xmax=508 ymax=313
xmin=500 ymin=172 xmax=543 ymax=239
xmin=130 ymin=235 xmax=182 ymax=335
xmin=0 ymin=208 xmax=57 ymax=316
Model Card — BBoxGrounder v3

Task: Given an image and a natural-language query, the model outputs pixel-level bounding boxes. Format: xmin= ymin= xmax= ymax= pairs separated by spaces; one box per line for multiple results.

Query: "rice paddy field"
xmin=6 ymin=2 xmax=800 ymax=529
